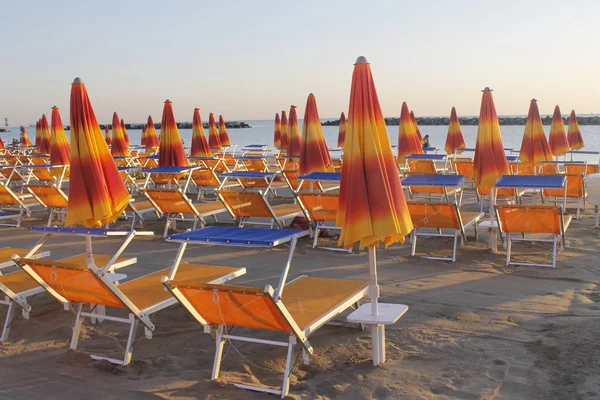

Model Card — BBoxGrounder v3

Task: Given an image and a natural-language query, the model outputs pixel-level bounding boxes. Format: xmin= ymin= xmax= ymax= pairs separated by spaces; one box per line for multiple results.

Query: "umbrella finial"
xmin=531 ymin=98 xmax=537 ymax=102
xmin=308 ymin=93 xmax=314 ymax=97
xmin=52 ymin=105 xmax=58 ymax=109
xmin=72 ymin=77 xmax=83 ymax=84
xmin=165 ymin=99 xmax=171 ymax=103
xmin=355 ymin=56 xmax=369 ymax=64
xmin=194 ymin=107 xmax=199 ymax=111
xmin=482 ymin=87 xmax=493 ymax=92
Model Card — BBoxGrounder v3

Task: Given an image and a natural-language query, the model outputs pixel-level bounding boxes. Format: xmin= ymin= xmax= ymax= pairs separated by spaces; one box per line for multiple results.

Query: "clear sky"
xmin=2 ymin=0 xmax=599 ymax=125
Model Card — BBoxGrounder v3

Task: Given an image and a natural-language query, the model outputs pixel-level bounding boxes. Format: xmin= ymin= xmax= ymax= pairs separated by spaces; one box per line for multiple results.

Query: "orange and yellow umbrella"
xmin=66 ymin=77 xmax=131 ymax=227
xmin=38 ymin=114 xmax=52 ymax=154
xmin=158 ymin=100 xmax=189 ymax=167
xmin=299 ymin=93 xmax=333 ymax=175
xmin=444 ymin=107 xmax=466 ymax=154
xmin=286 ymin=105 xmax=302 ymax=158
xmin=397 ymin=102 xmax=424 ymax=162
xmin=104 ymin=125 xmax=112 ymax=146
xmin=548 ymin=105 xmax=569 ymax=156
xmin=273 ymin=113 xmax=281 ymax=148
xmin=473 ymin=88 xmax=509 ymax=188
xmin=567 ymin=110 xmax=585 ymax=150
xmin=35 ymin=120 xmax=40 ymax=148
xmin=190 ymin=108 xmax=212 ymax=158
xmin=0 ymin=136 xmax=4 ymax=149
xmin=146 ymin=115 xmax=160 ymax=150
xmin=140 ymin=124 xmax=147 ymax=147
xmin=21 ymin=126 xmax=33 ymax=147
xmin=337 ymin=112 xmax=347 ymax=148
xmin=111 ymin=112 xmax=128 ymax=157
xmin=280 ymin=110 xmax=289 ymax=151
xmin=218 ymin=115 xmax=231 ymax=147
xmin=519 ymin=99 xmax=553 ymax=167
xmin=50 ymin=106 xmax=70 ymax=165
xmin=410 ymin=110 xmax=424 ymax=144
xmin=208 ymin=113 xmax=222 ymax=151
xmin=120 ymin=118 xmax=130 ymax=147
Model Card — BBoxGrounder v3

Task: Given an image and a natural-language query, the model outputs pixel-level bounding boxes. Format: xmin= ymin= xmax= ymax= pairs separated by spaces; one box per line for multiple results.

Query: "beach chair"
xmin=566 ymin=162 xmax=599 ymax=176
xmin=163 ymin=226 xmax=368 ymax=398
xmin=12 ymin=257 xmax=244 ymax=365
xmin=217 ymin=189 xmax=302 ymax=228
xmin=144 ymin=188 xmax=227 ymax=237
xmin=120 ymin=199 xmax=159 ymax=229
xmin=25 ymin=184 xmax=68 ymax=226
xmin=407 ymin=201 xmax=484 ymax=262
xmin=297 ymin=192 xmax=347 ymax=251
xmin=189 ymin=158 xmax=239 ymax=199
xmin=450 ymin=158 xmax=475 ymax=187
xmin=542 ymin=174 xmax=586 ymax=219
xmin=0 ymin=182 xmax=43 ymax=226
xmin=495 ymin=204 xmax=571 ymax=268
xmin=476 ymin=185 xmax=524 ymax=212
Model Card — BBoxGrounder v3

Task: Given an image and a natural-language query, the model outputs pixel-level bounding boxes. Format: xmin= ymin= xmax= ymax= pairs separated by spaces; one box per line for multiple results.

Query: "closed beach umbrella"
xmin=111 ymin=112 xmax=128 ymax=157
xmin=567 ymin=110 xmax=585 ymax=150
xmin=190 ymin=108 xmax=212 ymax=158
xmin=519 ymin=99 xmax=553 ymax=167
xmin=120 ymin=118 xmax=130 ymax=147
xmin=35 ymin=120 xmax=40 ymax=148
xmin=397 ymin=102 xmax=424 ymax=162
xmin=337 ymin=57 xmax=413 ymax=365
xmin=299 ymin=93 xmax=333 ymax=175
xmin=208 ymin=113 xmax=222 ymax=151
xmin=38 ymin=114 xmax=52 ymax=154
xmin=21 ymin=126 xmax=33 ymax=147
xmin=548 ymin=105 xmax=569 ymax=157
xmin=66 ymin=77 xmax=131 ymax=227
xmin=50 ymin=106 xmax=70 ymax=165
xmin=104 ymin=125 xmax=112 ymax=146
xmin=337 ymin=112 xmax=347 ymax=148
xmin=140 ymin=124 xmax=147 ymax=147
xmin=410 ymin=110 xmax=424 ymax=144
xmin=280 ymin=110 xmax=289 ymax=151
xmin=273 ymin=113 xmax=281 ymax=148
xmin=146 ymin=115 xmax=160 ymax=150
xmin=444 ymin=107 xmax=466 ymax=154
xmin=286 ymin=105 xmax=302 ymax=158
xmin=218 ymin=115 xmax=231 ymax=147
xmin=0 ymin=136 xmax=4 ymax=149
xmin=159 ymin=100 xmax=189 ymax=167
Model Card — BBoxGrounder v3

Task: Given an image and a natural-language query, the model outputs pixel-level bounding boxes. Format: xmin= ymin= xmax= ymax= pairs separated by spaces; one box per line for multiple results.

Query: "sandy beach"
xmin=0 ymin=189 xmax=598 ymax=400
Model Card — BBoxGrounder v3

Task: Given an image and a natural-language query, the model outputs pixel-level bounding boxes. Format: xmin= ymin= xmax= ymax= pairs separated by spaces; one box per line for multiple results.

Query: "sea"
xmin=5 ymin=119 xmax=600 ymax=162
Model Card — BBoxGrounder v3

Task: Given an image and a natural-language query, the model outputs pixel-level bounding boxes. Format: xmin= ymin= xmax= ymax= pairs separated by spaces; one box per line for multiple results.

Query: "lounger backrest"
xmin=191 ymin=168 xmax=220 ymax=187
xmin=514 ymin=164 xmax=535 ymax=175
xmin=566 ymin=163 xmax=598 ymax=176
xmin=408 ymin=159 xmax=437 ymax=174
xmin=243 ymin=159 xmax=267 ymax=172
xmin=217 ymin=190 xmax=272 ymax=218
xmin=407 ymin=201 xmax=462 ymax=230
xmin=18 ymin=258 xmax=126 ymax=308
xmin=496 ymin=205 xmax=562 ymax=234
xmin=169 ymin=282 xmax=293 ymax=332
xmin=26 ymin=184 xmax=68 ymax=208
xmin=542 ymin=174 xmax=584 ymax=198
xmin=477 ymin=185 xmax=518 ymax=198
xmin=145 ymin=189 xmax=197 ymax=216
xmin=283 ymin=170 xmax=301 ymax=191
xmin=0 ymin=184 xmax=23 ymax=206
xmin=540 ymin=163 xmax=559 ymax=174
xmin=452 ymin=158 xmax=474 ymax=178
xmin=298 ymin=193 xmax=339 ymax=221
xmin=150 ymin=173 xmax=181 ymax=185
xmin=204 ymin=159 xmax=229 ymax=173
xmin=32 ymin=168 xmax=56 ymax=182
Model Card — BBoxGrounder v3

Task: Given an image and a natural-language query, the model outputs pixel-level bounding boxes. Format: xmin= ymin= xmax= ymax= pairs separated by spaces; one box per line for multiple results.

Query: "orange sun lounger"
xmin=25 ymin=184 xmax=69 ymax=226
xmin=297 ymin=192 xmax=348 ymax=251
xmin=542 ymin=174 xmax=586 ymax=219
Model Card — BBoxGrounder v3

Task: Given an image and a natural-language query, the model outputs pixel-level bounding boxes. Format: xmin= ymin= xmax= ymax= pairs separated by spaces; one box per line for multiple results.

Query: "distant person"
xmin=422 ymin=134 xmax=430 ymax=149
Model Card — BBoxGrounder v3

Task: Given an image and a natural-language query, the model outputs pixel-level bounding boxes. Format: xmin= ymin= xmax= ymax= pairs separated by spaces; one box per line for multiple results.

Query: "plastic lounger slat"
xmin=167 ymin=226 xmax=304 ymax=246
xmin=402 ymin=174 xmax=465 ymax=187
xmin=297 ymin=172 xmax=341 ymax=182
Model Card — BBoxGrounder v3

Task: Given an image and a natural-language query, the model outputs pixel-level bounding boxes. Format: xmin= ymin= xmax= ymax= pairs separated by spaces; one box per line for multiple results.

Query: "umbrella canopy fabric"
xmin=104 ymin=125 xmax=112 ymax=146
xmin=444 ymin=107 xmax=466 ymax=154
xmin=519 ymin=99 xmax=553 ymax=166
xmin=567 ymin=110 xmax=585 ymax=150
xmin=38 ymin=114 xmax=52 ymax=154
xmin=208 ymin=113 xmax=222 ymax=151
xmin=337 ymin=112 xmax=347 ymax=148
xmin=299 ymin=94 xmax=333 ymax=175
xmin=110 ymin=112 xmax=129 ymax=157
xmin=338 ymin=57 xmax=413 ymax=249
xmin=35 ymin=120 xmax=40 ymax=148
xmin=410 ymin=110 xmax=424 ymax=144
xmin=190 ymin=108 xmax=212 ymax=158
xmin=21 ymin=126 xmax=33 ymax=147
xmin=273 ymin=113 xmax=281 ymax=148
xmin=120 ymin=118 xmax=130 ymax=147
xmin=140 ymin=124 xmax=147 ymax=147
xmin=548 ymin=105 xmax=569 ymax=156
xmin=218 ymin=115 xmax=231 ymax=147
xmin=66 ymin=77 xmax=130 ymax=228
xmin=473 ymin=88 xmax=510 ymax=188
xmin=280 ymin=110 xmax=289 ymax=151
xmin=158 ymin=100 xmax=189 ymax=167
xmin=286 ymin=106 xmax=302 ymax=158
xmin=50 ymin=106 xmax=70 ymax=165
xmin=146 ymin=115 xmax=160 ymax=150
xmin=397 ymin=102 xmax=424 ymax=162
xmin=0 ymin=136 xmax=4 ymax=149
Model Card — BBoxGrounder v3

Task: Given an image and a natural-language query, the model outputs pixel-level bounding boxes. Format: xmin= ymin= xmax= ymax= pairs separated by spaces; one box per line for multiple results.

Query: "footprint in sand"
xmin=486 ymin=359 xmax=508 ymax=382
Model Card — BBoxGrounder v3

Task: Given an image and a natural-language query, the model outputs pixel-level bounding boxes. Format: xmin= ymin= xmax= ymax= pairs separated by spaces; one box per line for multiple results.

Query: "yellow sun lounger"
xmin=407 ymin=201 xmax=484 ymax=262
xmin=495 ymin=204 xmax=572 ymax=268
xmin=144 ymin=188 xmax=227 ymax=237
xmin=0 ymin=182 xmax=44 ymax=226
xmin=217 ymin=189 xmax=303 ymax=228
xmin=25 ymin=184 xmax=68 ymax=226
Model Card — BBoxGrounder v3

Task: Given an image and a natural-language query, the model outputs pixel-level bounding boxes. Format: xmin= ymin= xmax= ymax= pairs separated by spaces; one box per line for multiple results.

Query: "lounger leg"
xmin=163 ymin=217 xmax=171 ymax=238
xmin=70 ymin=303 xmax=84 ymax=350
xmin=452 ymin=231 xmax=458 ymax=262
xmin=212 ymin=325 xmax=226 ymax=380
xmin=281 ymin=336 xmax=296 ymax=398
xmin=410 ymin=230 xmax=417 ymax=256
xmin=552 ymin=236 xmax=557 ymax=269
xmin=1 ymin=301 xmax=16 ymax=342
xmin=47 ymin=210 xmax=53 ymax=227
xmin=302 ymin=348 xmax=310 ymax=365
xmin=123 ymin=314 xmax=139 ymax=366
xmin=505 ymin=233 xmax=511 ymax=266
xmin=312 ymin=222 xmax=320 ymax=248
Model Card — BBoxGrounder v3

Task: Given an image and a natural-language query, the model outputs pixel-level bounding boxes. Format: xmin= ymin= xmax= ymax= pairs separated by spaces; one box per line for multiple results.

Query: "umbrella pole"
xmin=85 ymin=235 xmax=95 ymax=268
xmin=489 ymin=187 xmax=497 ymax=252
xmin=368 ymin=247 xmax=385 ymax=365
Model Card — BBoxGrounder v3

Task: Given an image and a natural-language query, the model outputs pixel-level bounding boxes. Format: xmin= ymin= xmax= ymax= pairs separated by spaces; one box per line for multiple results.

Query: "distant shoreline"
xmin=323 ymin=115 xmax=600 ymax=126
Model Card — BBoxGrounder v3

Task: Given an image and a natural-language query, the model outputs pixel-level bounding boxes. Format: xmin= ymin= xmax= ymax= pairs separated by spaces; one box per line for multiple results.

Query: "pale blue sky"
xmin=2 ymin=0 xmax=599 ymax=125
